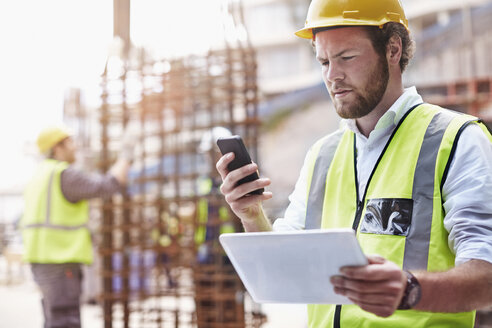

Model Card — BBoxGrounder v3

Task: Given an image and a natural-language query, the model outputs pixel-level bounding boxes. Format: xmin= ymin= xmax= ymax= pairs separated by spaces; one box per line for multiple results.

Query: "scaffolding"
xmin=407 ymin=2 xmax=492 ymax=122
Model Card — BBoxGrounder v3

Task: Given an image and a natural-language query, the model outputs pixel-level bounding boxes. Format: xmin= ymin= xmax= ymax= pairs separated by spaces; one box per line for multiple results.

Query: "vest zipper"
xmin=352 ymin=200 xmax=364 ymax=231
xmin=334 ymin=305 xmax=342 ymax=328
xmin=351 ymin=134 xmax=363 ymax=232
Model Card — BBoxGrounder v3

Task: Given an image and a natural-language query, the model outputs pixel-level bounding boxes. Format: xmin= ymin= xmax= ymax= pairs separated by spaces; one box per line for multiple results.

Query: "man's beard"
xmin=331 ymin=56 xmax=389 ymax=119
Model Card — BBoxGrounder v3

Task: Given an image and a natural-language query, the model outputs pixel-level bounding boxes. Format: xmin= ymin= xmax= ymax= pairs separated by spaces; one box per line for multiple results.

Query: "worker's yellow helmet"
xmin=295 ymin=0 xmax=409 ymax=40
xmin=36 ymin=125 xmax=73 ymax=154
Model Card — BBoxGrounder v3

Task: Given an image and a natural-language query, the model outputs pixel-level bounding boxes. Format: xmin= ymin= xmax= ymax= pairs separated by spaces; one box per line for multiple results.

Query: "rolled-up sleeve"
xmin=60 ymin=168 xmax=123 ymax=203
xmin=443 ymin=124 xmax=492 ymax=266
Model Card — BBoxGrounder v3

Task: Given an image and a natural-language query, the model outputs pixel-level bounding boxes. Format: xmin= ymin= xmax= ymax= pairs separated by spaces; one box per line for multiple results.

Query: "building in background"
xmin=405 ymin=0 xmax=492 ymax=124
xmin=242 ymin=0 xmax=316 ymax=95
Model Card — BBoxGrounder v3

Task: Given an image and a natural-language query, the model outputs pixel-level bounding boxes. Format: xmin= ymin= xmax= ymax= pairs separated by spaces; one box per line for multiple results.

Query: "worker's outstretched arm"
xmin=216 ymin=152 xmax=273 ymax=232
xmin=331 ymin=255 xmax=492 ymax=317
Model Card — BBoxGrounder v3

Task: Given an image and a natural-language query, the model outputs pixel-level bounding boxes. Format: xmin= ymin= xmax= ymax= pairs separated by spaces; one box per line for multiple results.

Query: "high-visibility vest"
xmin=21 ymin=159 xmax=92 ymax=264
xmin=304 ymin=104 xmax=491 ymax=327
xmin=194 ymin=177 xmax=234 ymax=246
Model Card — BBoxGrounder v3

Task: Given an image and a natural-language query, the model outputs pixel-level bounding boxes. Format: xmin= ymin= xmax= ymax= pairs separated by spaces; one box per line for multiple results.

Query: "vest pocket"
xmin=360 ymin=198 xmax=413 ymax=236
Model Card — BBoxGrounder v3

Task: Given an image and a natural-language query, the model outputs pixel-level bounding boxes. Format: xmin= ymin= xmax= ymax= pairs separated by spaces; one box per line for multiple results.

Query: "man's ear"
xmin=51 ymin=143 xmax=60 ymax=159
xmin=386 ymin=35 xmax=402 ymax=66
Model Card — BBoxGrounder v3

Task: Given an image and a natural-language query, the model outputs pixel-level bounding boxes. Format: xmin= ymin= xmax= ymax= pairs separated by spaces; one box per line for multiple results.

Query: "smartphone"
xmin=216 ymin=135 xmax=264 ymax=195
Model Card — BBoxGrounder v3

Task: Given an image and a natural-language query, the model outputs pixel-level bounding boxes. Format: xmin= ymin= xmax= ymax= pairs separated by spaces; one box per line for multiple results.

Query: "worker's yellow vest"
xmin=21 ymin=159 xmax=92 ymax=264
xmin=305 ymin=104 xmax=491 ymax=327
xmin=194 ymin=177 xmax=234 ymax=245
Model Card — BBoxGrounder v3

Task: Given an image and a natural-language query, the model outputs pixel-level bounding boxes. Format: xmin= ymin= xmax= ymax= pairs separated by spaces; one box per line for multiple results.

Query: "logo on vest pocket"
xmin=360 ymin=198 xmax=413 ymax=236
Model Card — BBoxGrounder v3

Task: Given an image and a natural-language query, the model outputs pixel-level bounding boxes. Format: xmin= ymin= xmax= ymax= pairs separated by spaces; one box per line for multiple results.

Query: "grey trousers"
xmin=31 ymin=263 xmax=82 ymax=328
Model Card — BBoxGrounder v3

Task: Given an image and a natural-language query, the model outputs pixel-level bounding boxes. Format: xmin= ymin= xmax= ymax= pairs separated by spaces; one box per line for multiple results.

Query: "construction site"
xmin=1 ymin=0 xmax=492 ymax=327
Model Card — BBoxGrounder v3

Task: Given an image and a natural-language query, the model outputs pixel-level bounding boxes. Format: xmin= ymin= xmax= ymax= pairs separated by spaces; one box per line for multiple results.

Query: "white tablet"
xmin=219 ymin=228 xmax=368 ymax=304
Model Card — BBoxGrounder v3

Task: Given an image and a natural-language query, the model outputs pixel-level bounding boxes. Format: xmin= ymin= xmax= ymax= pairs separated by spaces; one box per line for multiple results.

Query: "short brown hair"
xmin=312 ymin=23 xmax=415 ymax=72
xmin=364 ymin=23 xmax=415 ymax=72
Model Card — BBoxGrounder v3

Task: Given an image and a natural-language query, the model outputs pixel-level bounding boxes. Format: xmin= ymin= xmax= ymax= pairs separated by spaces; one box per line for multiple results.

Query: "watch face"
xmin=406 ymin=274 xmax=422 ymax=308
xmin=407 ymin=285 xmax=421 ymax=307
xmin=398 ymin=271 xmax=422 ymax=310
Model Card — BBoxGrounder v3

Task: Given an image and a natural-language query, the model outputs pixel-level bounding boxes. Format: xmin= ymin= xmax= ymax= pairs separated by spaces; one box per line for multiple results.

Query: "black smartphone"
xmin=216 ymin=135 xmax=264 ymax=195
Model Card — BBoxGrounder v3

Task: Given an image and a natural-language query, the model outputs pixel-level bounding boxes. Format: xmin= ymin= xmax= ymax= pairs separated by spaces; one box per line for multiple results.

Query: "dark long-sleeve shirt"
xmin=60 ymin=167 xmax=122 ymax=203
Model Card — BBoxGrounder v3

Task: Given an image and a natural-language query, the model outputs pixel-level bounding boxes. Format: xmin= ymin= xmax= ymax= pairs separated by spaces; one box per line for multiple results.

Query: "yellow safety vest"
xmin=305 ymin=104 xmax=491 ymax=327
xmin=195 ymin=177 xmax=235 ymax=245
xmin=21 ymin=159 xmax=92 ymax=264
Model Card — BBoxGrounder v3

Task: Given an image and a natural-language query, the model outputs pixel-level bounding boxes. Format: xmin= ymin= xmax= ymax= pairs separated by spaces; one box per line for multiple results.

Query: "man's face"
xmin=57 ymin=137 xmax=77 ymax=164
xmin=315 ymin=27 xmax=389 ymax=119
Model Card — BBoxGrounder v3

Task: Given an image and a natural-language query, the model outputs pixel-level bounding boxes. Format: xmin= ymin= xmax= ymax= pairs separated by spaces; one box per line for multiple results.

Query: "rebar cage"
xmin=96 ymin=35 xmax=264 ymax=328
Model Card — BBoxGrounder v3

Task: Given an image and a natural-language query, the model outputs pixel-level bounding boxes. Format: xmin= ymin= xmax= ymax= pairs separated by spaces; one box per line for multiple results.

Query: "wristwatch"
xmin=398 ymin=270 xmax=422 ymax=310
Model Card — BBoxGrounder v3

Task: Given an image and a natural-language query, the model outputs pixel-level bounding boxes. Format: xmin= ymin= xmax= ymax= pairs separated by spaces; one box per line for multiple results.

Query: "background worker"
xmin=216 ymin=0 xmax=492 ymax=327
xmin=21 ymin=124 xmax=134 ymax=328
xmin=195 ymin=127 xmax=236 ymax=264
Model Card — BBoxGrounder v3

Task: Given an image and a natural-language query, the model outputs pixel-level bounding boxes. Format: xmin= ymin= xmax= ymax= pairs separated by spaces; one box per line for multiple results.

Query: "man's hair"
xmin=365 ymin=23 xmax=415 ymax=72
xmin=312 ymin=23 xmax=415 ymax=72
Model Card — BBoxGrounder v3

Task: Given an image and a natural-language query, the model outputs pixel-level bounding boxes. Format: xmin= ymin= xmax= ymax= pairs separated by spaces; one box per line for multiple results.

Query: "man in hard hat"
xmin=21 ymin=124 xmax=133 ymax=328
xmin=216 ymin=0 xmax=492 ymax=326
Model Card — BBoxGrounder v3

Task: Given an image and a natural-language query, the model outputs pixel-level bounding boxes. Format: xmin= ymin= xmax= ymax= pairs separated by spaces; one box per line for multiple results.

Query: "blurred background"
xmin=0 ymin=0 xmax=491 ymax=327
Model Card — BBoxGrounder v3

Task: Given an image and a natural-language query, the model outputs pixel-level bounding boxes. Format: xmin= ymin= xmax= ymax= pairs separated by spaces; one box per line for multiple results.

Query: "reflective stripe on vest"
xmin=305 ymin=104 xmax=484 ymax=328
xmin=305 ymin=129 xmax=344 ymax=229
xmin=404 ymin=110 xmax=454 ymax=269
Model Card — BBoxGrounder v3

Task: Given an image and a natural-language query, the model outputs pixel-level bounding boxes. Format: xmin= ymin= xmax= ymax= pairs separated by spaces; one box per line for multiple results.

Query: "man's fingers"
xmin=338 ymin=288 xmax=396 ymax=306
xmin=334 ymin=280 xmax=401 ymax=318
xmin=216 ymin=152 xmax=234 ymax=180
xmin=229 ymin=192 xmax=272 ymax=215
xmin=226 ymin=162 xmax=258 ymax=183
xmin=221 ymin=162 xmax=261 ymax=194
xmin=367 ymin=254 xmax=386 ymax=264
xmin=332 ymin=257 xmax=406 ymax=318
xmin=224 ymin=178 xmax=270 ymax=200
xmin=352 ymin=300 xmax=396 ymax=318
xmin=340 ymin=260 xmax=402 ymax=282
xmin=331 ymin=276 xmax=402 ymax=296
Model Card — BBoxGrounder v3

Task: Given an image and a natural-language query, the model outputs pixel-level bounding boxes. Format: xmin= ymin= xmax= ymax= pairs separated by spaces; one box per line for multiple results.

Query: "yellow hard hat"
xmin=295 ymin=0 xmax=409 ymax=40
xmin=36 ymin=125 xmax=73 ymax=154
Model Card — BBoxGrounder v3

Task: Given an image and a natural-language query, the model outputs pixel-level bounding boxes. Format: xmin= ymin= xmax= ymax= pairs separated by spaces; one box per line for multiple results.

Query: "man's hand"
xmin=216 ymin=152 xmax=273 ymax=231
xmin=330 ymin=255 xmax=407 ymax=317
xmin=119 ymin=125 xmax=139 ymax=163
xmin=109 ymin=124 xmax=139 ymax=186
